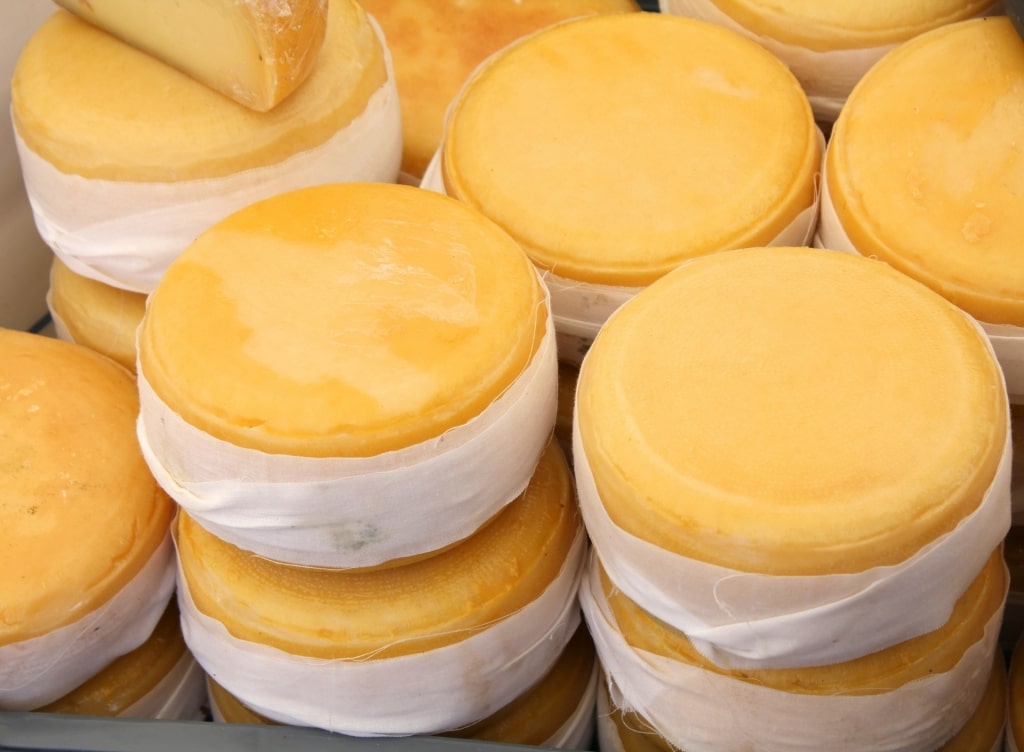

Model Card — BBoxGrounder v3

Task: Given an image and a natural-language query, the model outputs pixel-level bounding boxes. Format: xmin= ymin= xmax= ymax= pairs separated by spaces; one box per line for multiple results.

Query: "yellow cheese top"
xmin=11 ymin=0 xmax=385 ymax=181
xmin=827 ymin=16 xmax=1024 ymax=327
xmin=357 ymin=0 xmax=639 ymax=179
xmin=48 ymin=258 xmax=147 ymax=373
xmin=139 ymin=183 xmax=547 ymax=458
xmin=577 ymin=247 xmax=1007 ymax=575
xmin=176 ymin=439 xmax=579 ymax=659
xmin=38 ymin=600 xmax=187 ymax=716
xmin=50 ymin=0 xmax=327 ymax=112
xmin=708 ymin=0 xmax=993 ymax=51
xmin=442 ymin=12 xmax=819 ymax=288
xmin=0 ymin=329 xmax=174 ymax=645
xmin=602 ymin=547 xmax=1006 ymax=694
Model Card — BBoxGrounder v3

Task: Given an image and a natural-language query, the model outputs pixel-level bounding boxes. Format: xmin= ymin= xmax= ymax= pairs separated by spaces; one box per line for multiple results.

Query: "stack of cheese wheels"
xmin=37 ymin=600 xmax=208 ymax=722
xmin=206 ymin=623 xmax=599 ymax=749
xmin=819 ymin=16 xmax=1024 ymax=516
xmin=10 ymin=0 xmax=400 ymax=299
xmin=47 ymin=257 xmax=147 ymax=373
xmin=0 ymin=329 xmax=176 ymax=712
xmin=138 ymin=182 xmax=583 ymax=734
xmin=357 ymin=0 xmax=640 ymax=185
xmin=174 ymin=438 xmax=586 ymax=735
xmin=657 ymin=0 xmax=999 ymax=124
xmin=574 ymin=247 xmax=1011 ymax=750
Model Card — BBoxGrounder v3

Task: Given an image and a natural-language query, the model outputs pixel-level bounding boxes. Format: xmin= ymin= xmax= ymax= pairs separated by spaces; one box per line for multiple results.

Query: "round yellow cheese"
xmin=11 ymin=0 xmax=386 ymax=181
xmin=357 ymin=0 xmax=640 ymax=180
xmin=139 ymin=182 xmax=547 ymax=458
xmin=827 ymin=16 xmax=1024 ymax=327
xmin=706 ymin=0 xmax=994 ymax=51
xmin=37 ymin=600 xmax=188 ymax=716
xmin=602 ymin=546 xmax=1005 ymax=695
xmin=577 ymin=247 xmax=1007 ymax=575
xmin=441 ymin=12 xmax=819 ymax=288
xmin=48 ymin=257 xmax=147 ymax=373
xmin=176 ymin=439 xmax=578 ymax=659
xmin=0 ymin=329 xmax=174 ymax=645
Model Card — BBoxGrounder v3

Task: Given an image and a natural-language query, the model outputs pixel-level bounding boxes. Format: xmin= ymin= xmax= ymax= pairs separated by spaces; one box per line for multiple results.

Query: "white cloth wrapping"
xmin=176 ymin=521 xmax=587 ymax=736
xmin=572 ymin=397 xmax=1012 ymax=670
xmin=0 ymin=532 xmax=177 ymax=710
xmin=422 ymin=131 xmax=824 ymax=366
xmin=137 ymin=313 xmax=558 ymax=569
xmin=580 ymin=550 xmax=1006 ymax=752
xmin=657 ymin=0 xmax=1001 ymax=123
xmin=119 ymin=651 xmax=208 ymax=721
xmin=815 ymin=164 xmax=1024 ymax=407
xmin=13 ymin=19 xmax=402 ymax=295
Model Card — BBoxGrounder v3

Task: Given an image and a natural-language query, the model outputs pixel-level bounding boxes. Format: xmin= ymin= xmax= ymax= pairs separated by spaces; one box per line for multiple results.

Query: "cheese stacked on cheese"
xmin=437 ymin=12 xmax=820 ymax=366
xmin=0 ymin=329 xmax=176 ymax=710
xmin=11 ymin=0 xmax=400 ymax=293
xmin=823 ymin=16 xmax=1024 ymax=404
xmin=47 ymin=257 xmax=147 ymax=373
xmin=176 ymin=439 xmax=587 ymax=735
xmin=658 ymin=0 xmax=997 ymax=122
xmin=51 ymin=0 xmax=328 ymax=112
xmin=358 ymin=0 xmax=640 ymax=183
xmin=38 ymin=600 xmax=207 ymax=721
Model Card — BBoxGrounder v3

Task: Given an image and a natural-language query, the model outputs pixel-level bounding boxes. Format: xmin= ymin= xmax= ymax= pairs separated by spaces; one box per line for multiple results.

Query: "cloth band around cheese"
xmin=579 ymin=551 xmax=1005 ymax=752
xmin=175 ymin=522 xmax=587 ymax=736
xmin=137 ymin=310 xmax=557 ymax=568
xmin=572 ymin=399 xmax=1011 ymax=670
xmin=0 ymin=532 xmax=176 ymax=710
xmin=421 ymin=138 xmax=824 ymax=366
xmin=816 ymin=164 xmax=1024 ymax=407
xmin=13 ymin=17 xmax=401 ymax=295
xmin=657 ymin=0 xmax=1001 ymax=122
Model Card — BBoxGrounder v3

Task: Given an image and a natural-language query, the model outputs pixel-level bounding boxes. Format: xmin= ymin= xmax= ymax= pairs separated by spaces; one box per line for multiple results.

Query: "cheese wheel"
xmin=577 ymin=246 xmax=1007 ymax=576
xmin=11 ymin=0 xmax=386 ymax=182
xmin=441 ymin=12 xmax=820 ymax=289
xmin=0 ymin=329 xmax=173 ymax=646
xmin=139 ymin=182 xmax=547 ymax=459
xmin=50 ymin=0 xmax=327 ymax=112
xmin=358 ymin=0 xmax=639 ymax=181
xmin=826 ymin=16 xmax=1024 ymax=329
xmin=47 ymin=256 xmax=147 ymax=373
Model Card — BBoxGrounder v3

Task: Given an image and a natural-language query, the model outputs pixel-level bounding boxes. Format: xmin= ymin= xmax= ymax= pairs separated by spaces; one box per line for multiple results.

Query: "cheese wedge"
xmin=12 ymin=0 xmax=386 ymax=181
xmin=358 ymin=0 xmax=640 ymax=181
xmin=576 ymin=247 xmax=1007 ymax=575
xmin=176 ymin=439 xmax=578 ymax=660
xmin=827 ymin=16 xmax=1024 ymax=327
xmin=50 ymin=0 xmax=327 ymax=112
xmin=441 ymin=12 xmax=820 ymax=288
xmin=139 ymin=182 xmax=547 ymax=458
xmin=48 ymin=257 xmax=147 ymax=373
xmin=698 ymin=0 xmax=994 ymax=51
xmin=0 ymin=328 xmax=173 ymax=646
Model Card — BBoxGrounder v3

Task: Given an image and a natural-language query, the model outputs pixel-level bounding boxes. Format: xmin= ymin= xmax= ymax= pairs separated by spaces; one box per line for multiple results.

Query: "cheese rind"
xmin=11 ymin=0 xmax=386 ymax=181
xmin=50 ymin=0 xmax=328 ymax=112
xmin=827 ymin=17 xmax=1024 ymax=327
xmin=577 ymin=247 xmax=1007 ymax=574
xmin=441 ymin=13 xmax=819 ymax=288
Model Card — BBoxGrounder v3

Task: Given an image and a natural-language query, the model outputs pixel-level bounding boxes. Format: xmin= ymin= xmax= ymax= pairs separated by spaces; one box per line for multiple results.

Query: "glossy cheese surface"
xmin=0 ymin=329 xmax=173 ymax=645
xmin=139 ymin=183 xmax=546 ymax=457
xmin=442 ymin=12 xmax=819 ymax=287
xmin=11 ymin=0 xmax=385 ymax=181
xmin=358 ymin=0 xmax=639 ymax=179
xmin=51 ymin=0 xmax=327 ymax=112
xmin=48 ymin=258 xmax=147 ymax=373
xmin=708 ymin=0 xmax=994 ymax=50
xmin=577 ymin=247 xmax=1007 ymax=574
xmin=828 ymin=16 xmax=1024 ymax=327
xmin=176 ymin=440 xmax=578 ymax=659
